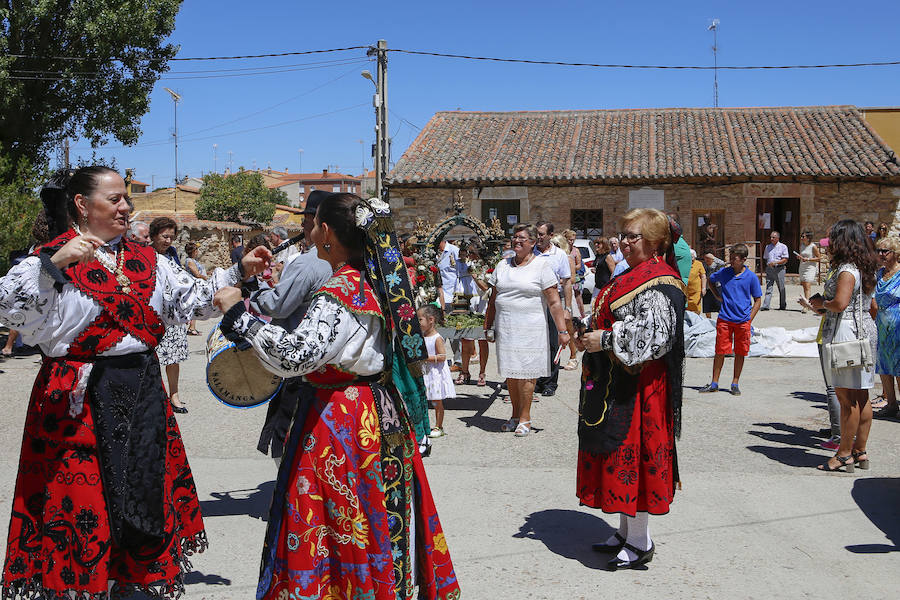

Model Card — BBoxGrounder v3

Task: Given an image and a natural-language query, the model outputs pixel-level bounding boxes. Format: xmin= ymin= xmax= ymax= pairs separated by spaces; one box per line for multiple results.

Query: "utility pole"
xmin=213 ymin=143 xmax=218 ymax=174
xmin=228 ymin=150 xmax=234 ymax=173
xmin=364 ymin=40 xmax=389 ymax=200
xmin=164 ymin=87 xmax=182 ymax=211
xmin=708 ymin=19 xmax=720 ymax=108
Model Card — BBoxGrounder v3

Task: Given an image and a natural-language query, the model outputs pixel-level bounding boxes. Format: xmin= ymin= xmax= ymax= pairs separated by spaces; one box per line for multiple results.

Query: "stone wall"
xmin=172 ymin=226 xmax=275 ymax=271
xmin=389 ymin=181 xmax=900 ymax=272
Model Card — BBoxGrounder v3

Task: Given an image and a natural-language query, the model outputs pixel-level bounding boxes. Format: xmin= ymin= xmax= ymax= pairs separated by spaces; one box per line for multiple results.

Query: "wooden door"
xmin=756 ymin=198 xmax=801 ymax=273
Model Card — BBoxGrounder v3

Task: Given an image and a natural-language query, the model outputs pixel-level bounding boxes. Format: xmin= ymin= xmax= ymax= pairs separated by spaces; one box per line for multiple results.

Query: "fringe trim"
xmin=1 ymin=531 xmax=209 ymax=600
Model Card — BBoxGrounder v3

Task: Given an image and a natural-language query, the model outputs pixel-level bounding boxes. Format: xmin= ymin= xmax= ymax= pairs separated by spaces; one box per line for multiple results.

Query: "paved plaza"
xmin=1 ymin=284 xmax=898 ymax=599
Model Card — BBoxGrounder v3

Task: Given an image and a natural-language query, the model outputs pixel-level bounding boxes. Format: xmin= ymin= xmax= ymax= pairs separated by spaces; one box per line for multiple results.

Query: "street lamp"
xmin=298 ymin=148 xmax=304 ymax=173
xmin=163 ymin=87 xmax=182 ymax=211
xmin=361 ymin=64 xmax=385 ymax=199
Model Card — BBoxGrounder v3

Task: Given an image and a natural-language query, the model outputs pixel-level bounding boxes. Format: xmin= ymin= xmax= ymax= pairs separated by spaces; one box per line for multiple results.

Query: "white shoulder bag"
xmin=823 ymin=277 xmax=873 ymax=371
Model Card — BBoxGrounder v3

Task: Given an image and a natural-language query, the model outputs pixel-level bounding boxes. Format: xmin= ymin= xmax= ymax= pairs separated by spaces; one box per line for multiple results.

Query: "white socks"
xmin=615 ymin=512 xmax=652 ymax=561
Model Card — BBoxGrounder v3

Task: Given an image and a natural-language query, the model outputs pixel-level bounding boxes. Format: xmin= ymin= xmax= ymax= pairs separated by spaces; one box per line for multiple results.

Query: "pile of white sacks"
xmin=683 ymin=312 xmax=820 ymax=358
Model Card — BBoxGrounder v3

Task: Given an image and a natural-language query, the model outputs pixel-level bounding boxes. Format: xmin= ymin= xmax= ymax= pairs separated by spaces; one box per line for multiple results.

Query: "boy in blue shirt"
xmin=699 ymin=244 xmax=762 ymax=395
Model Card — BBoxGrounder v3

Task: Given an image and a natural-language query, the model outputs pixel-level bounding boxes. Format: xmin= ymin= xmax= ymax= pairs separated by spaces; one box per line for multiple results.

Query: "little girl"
xmin=417 ymin=305 xmax=456 ymax=438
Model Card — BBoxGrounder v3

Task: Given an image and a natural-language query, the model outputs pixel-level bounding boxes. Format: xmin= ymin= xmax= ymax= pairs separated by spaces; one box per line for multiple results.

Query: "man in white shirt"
xmin=761 ymin=231 xmax=789 ymax=310
xmin=533 ymin=221 xmax=572 ymax=397
xmin=269 ymin=226 xmax=300 ymax=267
xmin=608 ymin=236 xmax=625 ymax=264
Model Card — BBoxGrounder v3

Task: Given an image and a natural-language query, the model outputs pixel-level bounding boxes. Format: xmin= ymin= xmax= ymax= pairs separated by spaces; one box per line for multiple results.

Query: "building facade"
xmin=387 ymin=106 xmax=900 ymax=272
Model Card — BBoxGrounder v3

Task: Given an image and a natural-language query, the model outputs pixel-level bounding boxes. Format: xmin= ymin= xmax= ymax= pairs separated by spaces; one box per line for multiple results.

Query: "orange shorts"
xmin=715 ymin=319 xmax=752 ymax=357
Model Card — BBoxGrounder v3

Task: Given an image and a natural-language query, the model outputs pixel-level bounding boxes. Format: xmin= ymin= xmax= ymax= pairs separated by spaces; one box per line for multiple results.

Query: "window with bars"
xmin=570 ymin=209 xmax=604 ymax=239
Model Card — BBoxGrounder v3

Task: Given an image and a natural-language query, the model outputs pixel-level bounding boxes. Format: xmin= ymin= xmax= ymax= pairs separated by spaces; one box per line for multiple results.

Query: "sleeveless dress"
xmin=222 ymin=265 xmax=460 ymax=600
xmin=422 ymin=333 xmax=456 ymax=401
xmin=799 ymin=243 xmax=818 ymax=283
xmin=0 ymin=230 xmax=237 ymax=599
xmin=874 ymin=266 xmax=900 ymax=375
xmin=821 ymin=264 xmax=874 ymax=389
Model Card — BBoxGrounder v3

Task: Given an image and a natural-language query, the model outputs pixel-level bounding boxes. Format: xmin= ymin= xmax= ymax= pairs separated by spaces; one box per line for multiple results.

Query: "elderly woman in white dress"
xmin=484 ymin=223 xmax=570 ymax=437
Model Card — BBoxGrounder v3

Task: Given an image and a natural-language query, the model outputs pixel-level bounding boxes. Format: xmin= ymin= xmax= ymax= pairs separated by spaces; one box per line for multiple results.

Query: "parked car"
xmin=573 ymin=239 xmax=596 ymax=305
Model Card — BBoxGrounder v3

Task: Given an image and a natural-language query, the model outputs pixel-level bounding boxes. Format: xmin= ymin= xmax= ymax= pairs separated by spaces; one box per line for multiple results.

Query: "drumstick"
xmin=272 ymin=231 xmax=304 ymax=254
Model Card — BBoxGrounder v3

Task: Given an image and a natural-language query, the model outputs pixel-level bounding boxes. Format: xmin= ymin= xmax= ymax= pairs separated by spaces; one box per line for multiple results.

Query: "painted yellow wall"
xmin=861 ymin=108 xmax=900 ymax=154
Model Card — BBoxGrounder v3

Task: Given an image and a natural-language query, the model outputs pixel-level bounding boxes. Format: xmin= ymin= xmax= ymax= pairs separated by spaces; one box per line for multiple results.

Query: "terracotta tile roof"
xmin=389 ymin=106 xmax=900 ymax=185
xmin=131 ymin=210 xmax=301 ymax=232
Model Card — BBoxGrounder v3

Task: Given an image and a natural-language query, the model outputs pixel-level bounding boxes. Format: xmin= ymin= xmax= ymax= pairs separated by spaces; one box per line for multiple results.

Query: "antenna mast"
xmin=708 ymin=19 xmax=720 ymax=107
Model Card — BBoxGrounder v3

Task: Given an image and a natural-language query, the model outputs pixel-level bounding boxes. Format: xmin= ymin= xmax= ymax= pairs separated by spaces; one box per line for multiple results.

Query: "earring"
xmin=324 ymin=243 xmax=331 ymax=252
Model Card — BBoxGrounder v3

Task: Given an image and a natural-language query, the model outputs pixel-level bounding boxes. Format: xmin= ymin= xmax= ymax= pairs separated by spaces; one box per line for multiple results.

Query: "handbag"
xmin=824 ymin=279 xmax=874 ymax=371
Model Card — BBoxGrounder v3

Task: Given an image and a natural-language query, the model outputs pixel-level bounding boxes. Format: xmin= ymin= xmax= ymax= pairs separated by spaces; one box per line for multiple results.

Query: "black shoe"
xmin=760 ymin=307 xmax=770 ymax=311
xmin=592 ymin=533 xmax=625 ymax=553
xmin=541 ymin=388 xmax=556 ymax=397
xmin=534 ymin=385 xmax=545 ymax=394
xmin=171 ymin=404 xmax=188 ymax=414
xmin=608 ymin=542 xmax=655 ymax=571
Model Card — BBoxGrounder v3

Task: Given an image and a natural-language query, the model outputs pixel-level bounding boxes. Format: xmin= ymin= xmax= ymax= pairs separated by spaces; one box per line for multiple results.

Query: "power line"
xmin=8 ymin=46 xmax=369 ymax=62
xmin=387 ymin=48 xmax=900 ymax=70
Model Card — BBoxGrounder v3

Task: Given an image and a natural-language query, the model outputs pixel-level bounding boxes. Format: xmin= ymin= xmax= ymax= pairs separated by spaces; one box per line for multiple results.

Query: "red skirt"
xmin=576 ymin=359 xmax=676 ymax=516
xmin=260 ymin=382 xmax=459 ymax=600
xmin=2 ymin=358 xmax=206 ymax=599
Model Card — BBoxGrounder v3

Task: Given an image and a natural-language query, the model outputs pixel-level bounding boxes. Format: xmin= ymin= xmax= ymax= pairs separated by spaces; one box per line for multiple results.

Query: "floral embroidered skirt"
xmin=257 ymin=382 xmax=459 ymax=600
xmin=1 ymin=358 xmax=207 ymax=600
xmin=576 ymin=359 xmax=676 ymax=516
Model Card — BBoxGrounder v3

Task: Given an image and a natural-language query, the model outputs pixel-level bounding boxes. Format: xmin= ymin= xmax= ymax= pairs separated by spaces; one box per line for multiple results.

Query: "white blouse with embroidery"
xmin=230 ymin=293 xmax=386 ymax=379
xmin=601 ymin=287 xmax=679 ymax=367
xmin=0 ymin=253 xmax=240 ymax=357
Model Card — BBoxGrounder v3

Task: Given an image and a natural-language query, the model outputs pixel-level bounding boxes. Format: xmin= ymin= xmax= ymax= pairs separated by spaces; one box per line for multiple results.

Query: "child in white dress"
xmin=417 ymin=305 xmax=456 ymax=438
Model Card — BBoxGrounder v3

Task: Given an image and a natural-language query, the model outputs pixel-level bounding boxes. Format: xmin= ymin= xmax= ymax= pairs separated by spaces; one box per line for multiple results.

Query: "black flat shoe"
xmin=171 ymin=404 xmax=188 ymax=414
xmin=591 ymin=533 xmax=625 ymax=553
xmin=607 ymin=542 xmax=654 ymax=571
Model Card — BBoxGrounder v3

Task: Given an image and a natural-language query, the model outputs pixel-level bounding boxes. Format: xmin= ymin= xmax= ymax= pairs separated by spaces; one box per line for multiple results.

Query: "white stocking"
xmin=603 ymin=513 xmax=628 ymax=545
xmin=615 ymin=512 xmax=652 ymax=561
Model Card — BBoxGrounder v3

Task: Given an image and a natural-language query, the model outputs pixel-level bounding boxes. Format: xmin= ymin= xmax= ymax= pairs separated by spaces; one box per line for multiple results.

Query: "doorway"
xmin=756 ymin=198 xmax=801 ymax=273
xmin=481 ymin=199 xmax=520 ymax=235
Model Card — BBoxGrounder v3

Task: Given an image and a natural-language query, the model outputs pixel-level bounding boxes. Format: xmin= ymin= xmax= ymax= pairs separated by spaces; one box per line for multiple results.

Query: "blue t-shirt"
xmin=710 ymin=266 xmax=762 ymax=323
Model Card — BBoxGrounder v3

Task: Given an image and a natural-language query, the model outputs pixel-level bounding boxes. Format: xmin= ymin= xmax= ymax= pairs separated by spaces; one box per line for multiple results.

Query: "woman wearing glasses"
xmin=873 ymin=236 xmax=900 ymax=419
xmin=575 ymin=208 xmax=686 ymax=570
xmin=484 ymin=223 xmax=569 ymax=437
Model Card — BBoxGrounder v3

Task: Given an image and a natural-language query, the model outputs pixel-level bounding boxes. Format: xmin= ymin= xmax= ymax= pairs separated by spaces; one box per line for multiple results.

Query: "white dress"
xmin=490 ymin=256 xmax=557 ymax=379
xmin=422 ymin=333 xmax=456 ymax=401
xmin=799 ymin=243 xmax=818 ymax=283
xmin=821 ymin=264 xmax=874 ymax=389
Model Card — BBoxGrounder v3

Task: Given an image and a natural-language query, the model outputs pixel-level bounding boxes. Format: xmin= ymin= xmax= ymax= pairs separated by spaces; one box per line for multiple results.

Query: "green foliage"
xmin=196 ymin=171 xmax=279 ymax=224
xmin=0 ymin=152 xmax=45 ymax=274
xmin=0 ymin=1 xmax=182 ymax=185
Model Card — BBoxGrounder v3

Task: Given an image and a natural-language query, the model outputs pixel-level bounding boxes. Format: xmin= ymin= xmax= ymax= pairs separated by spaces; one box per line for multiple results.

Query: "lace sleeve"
xmin=602 ymin=288 xmax=678 ymax=367
xmin=225 ymin=294 xmax=363 ymax=378
xmin=156 ymin=256 xmax=241 ymax=324
xmin=0 ymin=256 xmax=59 ymax=335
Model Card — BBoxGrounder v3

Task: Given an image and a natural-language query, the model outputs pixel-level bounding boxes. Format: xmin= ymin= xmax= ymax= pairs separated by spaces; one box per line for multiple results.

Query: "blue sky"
xmin=72 ymin=0 xmax=900 ymax=188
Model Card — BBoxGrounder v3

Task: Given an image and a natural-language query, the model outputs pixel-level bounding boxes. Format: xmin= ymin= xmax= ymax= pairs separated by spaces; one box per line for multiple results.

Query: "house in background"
xmin=387 ymin=106 xmax=900 ymax=273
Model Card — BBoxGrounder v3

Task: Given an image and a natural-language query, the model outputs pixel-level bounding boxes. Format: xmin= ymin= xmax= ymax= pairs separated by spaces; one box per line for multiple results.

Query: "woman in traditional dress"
xmin=214 ymin=193 xmax=459 ymax=600
xmin=484 ymin=223 xmax=570 ymax=437
xmin=0 ymin=167 xmax=271 ymax=599
xmin=575 ymin=208 xmax=686 ymax=570
xmin=150 ymin=216 xmax=190 ymax=414
xmin=184 ymin=242 xmax=207 ymax=335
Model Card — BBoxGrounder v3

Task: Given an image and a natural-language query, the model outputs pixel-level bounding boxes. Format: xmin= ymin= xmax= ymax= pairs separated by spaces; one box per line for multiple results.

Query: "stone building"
xmin=387 ymin=106 xmax=900 ymax=273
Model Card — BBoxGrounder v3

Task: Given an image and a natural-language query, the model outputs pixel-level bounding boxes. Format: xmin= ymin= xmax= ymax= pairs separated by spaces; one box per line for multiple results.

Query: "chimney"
xmin=322 ymin=168 xmax=328 ymax=176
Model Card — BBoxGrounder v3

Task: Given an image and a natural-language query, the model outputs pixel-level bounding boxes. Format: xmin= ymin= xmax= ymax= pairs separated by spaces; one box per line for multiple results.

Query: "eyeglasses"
xmin=618 ymin=232 xmax=643 ymax=243
xmin=511 ymin=235 xmax=531 ymax=242
xmin=877 ymin=248 xmax=893 ymax=255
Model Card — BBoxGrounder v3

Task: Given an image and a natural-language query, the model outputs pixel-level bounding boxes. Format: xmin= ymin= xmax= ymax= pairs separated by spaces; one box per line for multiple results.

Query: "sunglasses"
xmin=877 ymin=248 xmax=894 ymax=255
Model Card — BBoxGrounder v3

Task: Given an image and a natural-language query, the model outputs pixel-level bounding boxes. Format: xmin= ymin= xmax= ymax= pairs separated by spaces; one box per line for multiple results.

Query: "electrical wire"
xmin=387 ymin=48 xmax=900 ymax=70
xmin=8 ymin=46 xmax=369 ymax=62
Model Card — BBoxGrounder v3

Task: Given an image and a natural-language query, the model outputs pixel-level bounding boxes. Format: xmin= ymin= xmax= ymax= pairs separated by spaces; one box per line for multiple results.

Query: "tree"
xmin=195 ymin=171 xmax=282 ymax=224
xmin=0 ymin=151 xmax=45 ymax=274
xmin=0 ymin=1 xmax=182 ymax=184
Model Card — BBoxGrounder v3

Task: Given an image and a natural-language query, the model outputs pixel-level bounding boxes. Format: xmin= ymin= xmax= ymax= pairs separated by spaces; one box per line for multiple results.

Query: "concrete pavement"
xmin=1 ymin=284 xmax=898 ymax=599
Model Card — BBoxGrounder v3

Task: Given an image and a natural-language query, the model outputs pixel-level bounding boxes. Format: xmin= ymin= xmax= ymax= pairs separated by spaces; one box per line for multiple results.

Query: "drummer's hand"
xmin=240 ymin=246 xmax=273 ymax=278
xmin=51 ymin=234 xmax=103 ymax=268
xmin=581 ymin=330 xmax=605 ymax=353
xmin=214 ymin=286 xmax=243 ymax=313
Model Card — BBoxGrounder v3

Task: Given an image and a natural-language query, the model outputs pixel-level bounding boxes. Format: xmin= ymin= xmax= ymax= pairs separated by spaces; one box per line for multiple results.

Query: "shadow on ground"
xmin=200 ymin=480 xmax=275 ymax=521
xmin=846 ymin=477 xmax=900 ymax=554
xmin=184 ymin=571 xmax=232 ymax=586
xmin=513 ymin=509 xmax=613 ymax=570
xmin=746 ymin=422 xmax=828 ymax=467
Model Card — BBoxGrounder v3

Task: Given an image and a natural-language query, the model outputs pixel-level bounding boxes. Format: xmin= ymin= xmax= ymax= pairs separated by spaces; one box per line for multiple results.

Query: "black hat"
xmin=302 ymin=190 xmax=338 ymax=216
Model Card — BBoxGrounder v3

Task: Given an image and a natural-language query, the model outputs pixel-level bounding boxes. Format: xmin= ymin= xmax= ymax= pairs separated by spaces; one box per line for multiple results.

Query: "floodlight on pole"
xmin=163 ymin=87 xmax=182 ymax=211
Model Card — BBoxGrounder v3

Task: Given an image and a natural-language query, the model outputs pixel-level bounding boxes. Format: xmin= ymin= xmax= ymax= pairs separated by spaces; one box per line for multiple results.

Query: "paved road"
xmin=1 ymin=285 xmax=898 ymax=599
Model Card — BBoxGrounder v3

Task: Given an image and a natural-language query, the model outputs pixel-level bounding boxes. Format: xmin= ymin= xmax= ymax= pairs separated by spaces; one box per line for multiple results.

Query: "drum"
xmin=206 ymin=322 xmax=282 ymax=408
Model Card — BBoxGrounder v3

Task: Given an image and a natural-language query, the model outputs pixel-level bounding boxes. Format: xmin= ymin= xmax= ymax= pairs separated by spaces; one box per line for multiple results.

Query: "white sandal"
xmin=514 ymin=420 xmax=531 ymax=437
xmin=500 ymin=418 xmax=519 ymax=432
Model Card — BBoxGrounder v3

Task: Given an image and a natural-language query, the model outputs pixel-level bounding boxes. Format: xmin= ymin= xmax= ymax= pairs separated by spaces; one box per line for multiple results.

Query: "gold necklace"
xmin=75 ymin=226 xmax=132 ymax=293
